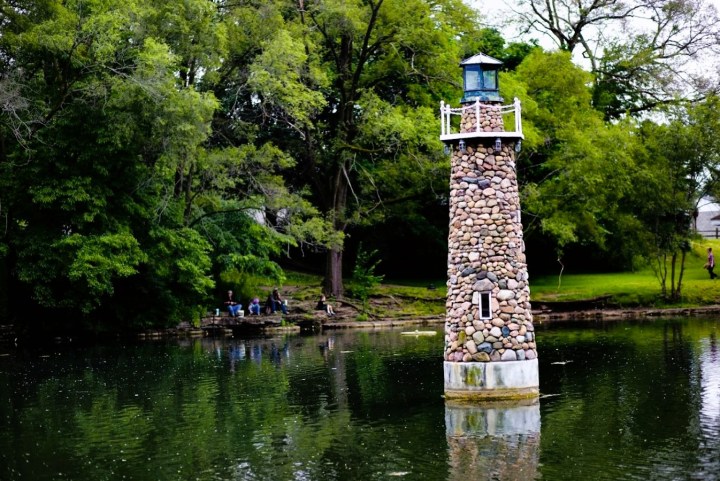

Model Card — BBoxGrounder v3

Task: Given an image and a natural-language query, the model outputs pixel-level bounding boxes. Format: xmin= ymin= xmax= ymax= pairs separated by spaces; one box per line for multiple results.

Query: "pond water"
xmin=1 ymin=318 xmax=719 ymax=481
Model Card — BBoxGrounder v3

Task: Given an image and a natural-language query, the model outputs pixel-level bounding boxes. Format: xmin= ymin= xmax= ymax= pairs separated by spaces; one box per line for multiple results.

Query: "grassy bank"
xmin=531 ymin=239 xmax=720 ymax=308
xmin=273 ymin=239 xmax=720 ymax=320
xmin=280 ymin=271 xmax=446 ymax=319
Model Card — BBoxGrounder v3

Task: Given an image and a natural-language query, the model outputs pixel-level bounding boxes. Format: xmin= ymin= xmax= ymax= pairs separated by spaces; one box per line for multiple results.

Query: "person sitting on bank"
xmin=316 ymin=294 xmax=336 ymax=316
xmin=225 ymin=290 xmax=242 ymax=317
xmin=264 ymin=293 xmax=274 ymax=314
xmin=248 ymin=297 xmax=261 ymax=315
xmin=272 ymin=287 xmax=288 ymax=315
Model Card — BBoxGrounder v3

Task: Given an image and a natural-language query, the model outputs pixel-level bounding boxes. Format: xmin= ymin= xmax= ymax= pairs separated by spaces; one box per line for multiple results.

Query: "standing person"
xmin=225 ymin=290 xmax=243 ymax=317
xmin=708 ymin=248 xmax=717 ymax=279
xmin=316 ymin=294 xmax=336 ymax=316
xmin=272 ymin=288 xmax=288 ymax=315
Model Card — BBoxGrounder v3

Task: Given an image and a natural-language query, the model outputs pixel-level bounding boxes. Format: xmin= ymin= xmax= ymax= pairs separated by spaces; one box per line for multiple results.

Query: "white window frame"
xmin=478 ymin=291 xmax=492 ymax=319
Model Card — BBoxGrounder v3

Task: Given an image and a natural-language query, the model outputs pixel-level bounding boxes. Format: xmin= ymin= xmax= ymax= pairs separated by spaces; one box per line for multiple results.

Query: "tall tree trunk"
xmin=325 ymin=248 xmax=344 ymax=297
xmin=183 ymin=162 xmax=194 ymax=226
xmin=670 ymin=251 xmax=677 ymax=298
xmin=324 ymin=163 xmax=349 ymax=297
xmin=673 ymin=249 xmax=687 ymax=301
xmin=0 ymin=256 xmax=8 ymax=323
xmin=316 ymin=1 xmax=383 ymax=298
xmin=677 ymin=249 xmax=687 ymax=299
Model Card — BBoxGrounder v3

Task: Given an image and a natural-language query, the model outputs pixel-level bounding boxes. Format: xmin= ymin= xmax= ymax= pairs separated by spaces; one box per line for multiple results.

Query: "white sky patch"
xmin=465 ymin=0 xmax=720 ymax=85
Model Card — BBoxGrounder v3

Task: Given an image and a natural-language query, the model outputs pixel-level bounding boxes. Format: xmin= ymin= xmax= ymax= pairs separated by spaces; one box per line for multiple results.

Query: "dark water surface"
xmin=1 ymin=318 xmax=719 ymax=481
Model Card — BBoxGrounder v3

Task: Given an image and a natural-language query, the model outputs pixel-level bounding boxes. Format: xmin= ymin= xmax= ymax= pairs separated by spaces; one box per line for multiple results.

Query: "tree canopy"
xmin=0 ymin=0 xmax=481 ymax=329
xmin=209 ymin=0 xmax=483 ymax=296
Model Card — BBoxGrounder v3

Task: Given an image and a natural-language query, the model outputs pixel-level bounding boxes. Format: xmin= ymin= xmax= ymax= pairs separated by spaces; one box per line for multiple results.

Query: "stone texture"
xmin=472 ymin=331 xmax=485 ymax=344
xmin=501 ymin=350 xmax=518 ymax=361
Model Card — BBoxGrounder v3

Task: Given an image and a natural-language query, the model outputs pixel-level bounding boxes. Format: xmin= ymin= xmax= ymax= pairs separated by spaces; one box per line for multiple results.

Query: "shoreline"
xmin=532 ymin=304 xmax=720 ymax=322
xmin=320 ymin=305 xmax=720 ymax=328
xmin=4 ymin=305 xmax=720 ymax=346
xmin=176 ymin=305 xmax=720 ymax=337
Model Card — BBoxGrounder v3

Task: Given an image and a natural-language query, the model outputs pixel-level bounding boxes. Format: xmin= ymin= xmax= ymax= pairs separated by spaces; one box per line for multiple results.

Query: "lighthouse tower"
xmin=440 ymin=53 xmax=538 ymax=400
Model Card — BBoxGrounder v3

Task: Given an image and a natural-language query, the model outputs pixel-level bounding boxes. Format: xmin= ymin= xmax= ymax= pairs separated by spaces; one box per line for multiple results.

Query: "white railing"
xmin=440 ymin=97 xmax=523 ymax=140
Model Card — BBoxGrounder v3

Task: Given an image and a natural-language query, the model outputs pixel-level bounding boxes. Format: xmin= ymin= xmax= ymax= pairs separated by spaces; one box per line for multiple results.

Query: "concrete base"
xmin=444 ymin=359 xmax=539 ymax=401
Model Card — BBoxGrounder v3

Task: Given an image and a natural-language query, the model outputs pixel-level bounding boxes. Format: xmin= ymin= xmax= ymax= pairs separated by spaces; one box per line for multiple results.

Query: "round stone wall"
xmin=445 ymin=139 xmax=536 ymax=364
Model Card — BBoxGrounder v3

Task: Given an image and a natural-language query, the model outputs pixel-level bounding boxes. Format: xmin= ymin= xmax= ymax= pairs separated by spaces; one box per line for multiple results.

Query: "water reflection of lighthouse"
xmin=445 ymin=400 xmax=541 ymax=480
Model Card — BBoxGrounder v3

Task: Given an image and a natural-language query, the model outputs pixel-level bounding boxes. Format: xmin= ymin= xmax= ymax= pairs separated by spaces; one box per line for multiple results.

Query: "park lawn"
xmin=379 ymin=268 xmax=720 ymax=311
xmin=279 ymin=238 xmax=720 ymax=313
xmin=531 ymin=239 xmax=720 ymax=307
xmin=531 ymin=269 xmax=720 ymax=308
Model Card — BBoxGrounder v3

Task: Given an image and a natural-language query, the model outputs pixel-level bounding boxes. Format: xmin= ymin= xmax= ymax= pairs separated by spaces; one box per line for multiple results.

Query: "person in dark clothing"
xmin=264 ymin=293 xmax=275 ymax=315
xmin=272 ymin=288 xmax=288 ymax=315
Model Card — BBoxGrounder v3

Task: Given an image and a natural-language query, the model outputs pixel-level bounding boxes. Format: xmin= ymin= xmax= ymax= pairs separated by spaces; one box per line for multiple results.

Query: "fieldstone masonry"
xmin=445 ymin=104 xmax=537 ymax=364
xmin=460 ymin=104 xmax=505 ymax=133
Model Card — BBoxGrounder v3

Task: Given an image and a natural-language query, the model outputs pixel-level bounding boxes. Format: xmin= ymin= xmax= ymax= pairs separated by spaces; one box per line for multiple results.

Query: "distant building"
xmin=696 ymin=197 xmax=720 ymax=238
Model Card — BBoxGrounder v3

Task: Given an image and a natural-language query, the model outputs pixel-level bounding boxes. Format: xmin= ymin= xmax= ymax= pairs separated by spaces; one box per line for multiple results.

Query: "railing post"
xmin=440 ymin=101 xmax=445 ymax=136
xmin=446 ymin=105 xmax=451 ymax=135
xmin=515 ymin=97 xmax=522 ymax=135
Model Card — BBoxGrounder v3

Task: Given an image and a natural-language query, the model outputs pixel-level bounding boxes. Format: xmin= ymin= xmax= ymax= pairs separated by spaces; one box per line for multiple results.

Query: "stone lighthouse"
xmin=440 ymin=53 xmax=538 ymax=400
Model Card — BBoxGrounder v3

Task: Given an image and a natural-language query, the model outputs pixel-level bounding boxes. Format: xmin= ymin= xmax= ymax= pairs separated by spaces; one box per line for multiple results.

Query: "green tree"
xmin=0 ymin=0 xmax=221 ymax=327
xmin=349 ymin=244 xmax=384 ymax=313
xmin=507 ymin=48 xmax=720 ymax=298
xmin=635 ymin=97 xmax=720 ymax=300
xmin=213 ymin=0 xmax=481 ymax=296
xmin=0 ymin=0 xmax=331 ymax=330
xmin=504 ymin=50 xmax=643 ymax=274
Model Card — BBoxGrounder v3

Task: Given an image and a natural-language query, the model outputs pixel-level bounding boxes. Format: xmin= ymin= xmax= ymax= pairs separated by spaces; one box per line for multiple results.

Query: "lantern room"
xmin=460 ymin=53 xmax=503 ymax=104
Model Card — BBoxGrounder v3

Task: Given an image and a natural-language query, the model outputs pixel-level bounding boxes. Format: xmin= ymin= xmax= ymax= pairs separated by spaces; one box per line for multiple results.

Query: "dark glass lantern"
xmin=460 ymin=53 xmax=503 ymax=103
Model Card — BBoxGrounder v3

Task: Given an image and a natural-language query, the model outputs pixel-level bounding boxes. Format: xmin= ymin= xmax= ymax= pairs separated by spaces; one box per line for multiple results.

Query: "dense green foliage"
xmin=501 ymin=49 xmax=720 ymax=300
xmin=347 ymin=244 xmax=384 ymax=313
xmin=0 ymin=0 xmax=481 ymax=331
xmin=1 ymin=0 xmax=720 ymax=333
xmin=211 ymin=0 xmax=482 ymax=296
xmin=0 ymin=0 xmax=336 ymax=330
